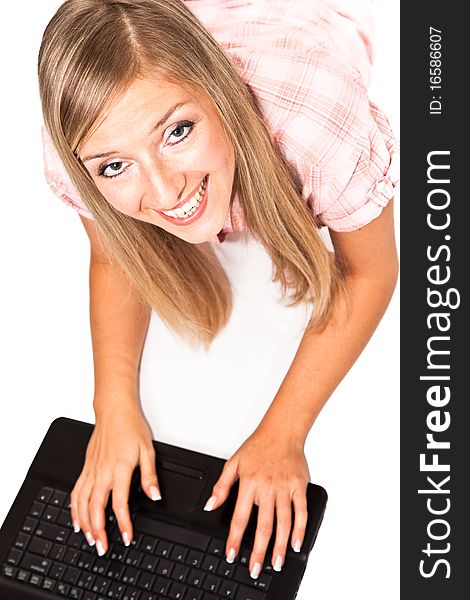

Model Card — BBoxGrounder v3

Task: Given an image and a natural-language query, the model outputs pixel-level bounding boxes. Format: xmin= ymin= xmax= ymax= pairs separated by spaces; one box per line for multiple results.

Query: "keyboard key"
xmin=56 ymin=582 xmax=71 ymax=595
xmin=106 ymin=581 xmax=126 ymax=598
xmin=42 ymin=577 xmax=56 ymax=590
xmin=19 ymin=552 xmax=52 ymax=575
xmin=137 ymin=571 xmax=156 ymax=590
xmin=141 ymin=535 xmax=156 ymax=553
xmin=122 ymin=587 xmax=141 ymax=599
xmin=216 ymin=561 xmax=235 ymax=578
xmin=233 ymin=565 xmax=257 ymax=587
xmin=43 ymin=505 xmax=60 ymax=523
xmin=238 ymin=548 xmax=251 ymax=566
xmin=208 ymin=538 xmax=225 ymax=556
xmin=63 ymin=566 xmax=80 ymax=585
xmin=125 ymin=548 xmax=144 ymax=567
xmin=5 ymin=548 xmax=23 ymax=566
xmin=187 ymin=567 xmax=205 ymax=587
xmin=35 ymin=521 xmax=70 ymax=544
xmin=155 ymin=558 xmax=173 ymax=577
xmin=30 ymin=573 xmax=43 ymax=586
xmin=255 ymin=573 xmax=272 ymax=592
xmin=92 ymin=557 xmax=110 ymax=575
xmin=91 ymin=574 xmax=110 ymax=595
xmin=140 ymin=554 xmax=158 ymax=572
xmin=155 ymin=539 xmax=172 ymax=558
xmin=152 ymin=576 xmax=171 ymax=595
xmin=170 ymin=544 xmax=187 ymax=562
xmin=28 ymin=537 xmax=52 ymax=557
xmin=50 ymin=561 xmax=66 ymax=579
xmin=38 ymin=487 xmax=53 ymax=503
xmin=140 ymin=593 xmax=159 ymax=600
xmin=30 ymin=501 xmax=45 ymax=519
xmin=186 ymin=549 xmax=204 ymax=568
xmin=2 ymin=564 xmax=17 ymax=578
xmin=171 ymin=563 xmax=189 ymax=582
xmin=14 ymin=532 xmax=30 ymax=550
xmin=76 ymin=572 xmax=96 ymax=589
xmin=168 ymin=581 xmax=186 ymax=599
xmin=219 ymin=579 xmax=239 ymax=598
xmin=16 ymin=568 xmax=30 ymax=582
xmin=185 ymin=591 xmax=203 ymax=600
xmin=57 ymin=508 xmax=74 ymax=528
xmin=70 ymin=587 xmax=84 ymax=598
xmin=134 ymin=516 xmax=210 ymax=552
xmin=202 ymin=573 xmax=220 ymax=594
xmin=122 ymin=566 xmax=140 ymax=585
xmin=201 ymin=555 xmax=219 ymax=573
xmin=22 ymin=517 xmax=38 ymax=534
xmin=234 ymin=584 xmax=266 ymax=600
xmin=77 ymin=551 xmax=95 ymax=570
xmin=106 ymin=562 xmax=126 ymax=580
xmin=109 ymin=544 xmax=128 ymax=562
xmin=83 ymin=593 xmax=98 ymax=600
xmin=64 ymin=548 xmax=81 ymax=565
xmin=50 ymin=490 xmax=68 ymax=507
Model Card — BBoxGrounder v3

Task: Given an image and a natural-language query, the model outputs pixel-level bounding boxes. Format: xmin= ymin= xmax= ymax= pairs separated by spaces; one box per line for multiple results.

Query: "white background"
xmin=0 ymin=1 xmax=399 ymax=598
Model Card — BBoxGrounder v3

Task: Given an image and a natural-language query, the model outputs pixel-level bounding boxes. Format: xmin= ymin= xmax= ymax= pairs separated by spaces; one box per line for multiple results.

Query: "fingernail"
xmin=150 ymin=486 xmax=162 ymax=501
xmin=273 ymin=555 xmax=283 ymax=572
xmin=85 ymin=531 xmax=95 ymax=546
xmin=294 ymin=539 xmax=302 ymax=553
xmin=73 ymin=520 xmax=80 ymax=534
xmin=96 ymin=539 xmax=105 ymax=557
xmin=250 ymin=562 xmax=261 ymax=579
xmin=204 ymin=495 xmax=217 ymax=511
xmin=226 ymin=547 xmax=237 ymax=563
xmin=122 ymin=532 xmax=130 ymax=547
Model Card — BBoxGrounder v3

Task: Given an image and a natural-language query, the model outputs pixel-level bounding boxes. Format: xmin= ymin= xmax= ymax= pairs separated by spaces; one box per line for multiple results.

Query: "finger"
xmin=204 ymin=457 xmax=239 ymax=512
xmin=89 ymin=477 xmax=112 ymax=556
xmin=70 ymin=480 xmax=83 ymax=534
xmin=111 ymin=465 xmax=134 ymax=547
xmin=249 ymin=494 xmax=275 ymax=579
xmin=76 ymin=478 xmax=97 ymax=548
xmin=140 ymin=445 xmax=161 ymax=501
xmin=225 ymin=482 xmax=255 ymax=564
xmin=291 ymin=486 xmax=308 ymax=553
xmin=271 ymin=492 xmax=292 ymax=572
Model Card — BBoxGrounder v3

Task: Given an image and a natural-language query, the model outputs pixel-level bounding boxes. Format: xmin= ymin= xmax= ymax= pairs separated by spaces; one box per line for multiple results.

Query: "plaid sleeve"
xmin=42 ymin=126 xmax=94 ymax=220
xmin=273 ymin=50 xmax=399 ymax=232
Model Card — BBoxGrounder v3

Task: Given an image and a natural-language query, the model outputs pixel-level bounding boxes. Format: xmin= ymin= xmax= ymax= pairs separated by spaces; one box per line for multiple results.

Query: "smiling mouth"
xmin=157 ymin=175 xmax=209 ymax=226
xmin=159 ymin=175 xmax=208 ymax=219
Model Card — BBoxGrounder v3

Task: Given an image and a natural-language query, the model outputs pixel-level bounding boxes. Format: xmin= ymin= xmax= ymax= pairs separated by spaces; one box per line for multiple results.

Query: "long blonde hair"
xmin=38 ymin=0 xmax=346 ymax=348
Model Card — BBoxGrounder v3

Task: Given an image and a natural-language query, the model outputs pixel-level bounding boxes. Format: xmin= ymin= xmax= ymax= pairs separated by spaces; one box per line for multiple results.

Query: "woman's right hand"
xmin=70 ymin=401 xmax=161 ymax=556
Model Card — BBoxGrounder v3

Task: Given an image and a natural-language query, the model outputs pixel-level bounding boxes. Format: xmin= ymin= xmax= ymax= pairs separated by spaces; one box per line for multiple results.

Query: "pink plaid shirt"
xmin=42 ymin=0 xmax=399 ymax=244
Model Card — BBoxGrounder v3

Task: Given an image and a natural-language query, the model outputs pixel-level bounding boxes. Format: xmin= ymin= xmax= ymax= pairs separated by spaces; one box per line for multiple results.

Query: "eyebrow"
xmin=81 ymin=101 xmax=188 ymax=163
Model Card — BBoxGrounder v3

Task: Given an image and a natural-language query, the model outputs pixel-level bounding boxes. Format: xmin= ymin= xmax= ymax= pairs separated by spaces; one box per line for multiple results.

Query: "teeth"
xmin=162 ymin=177 xmax=207 ymax=219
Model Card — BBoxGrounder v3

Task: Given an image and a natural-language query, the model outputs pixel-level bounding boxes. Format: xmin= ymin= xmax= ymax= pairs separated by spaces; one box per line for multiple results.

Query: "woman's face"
xmin=79 ymin=76 xmax=235 ymax=244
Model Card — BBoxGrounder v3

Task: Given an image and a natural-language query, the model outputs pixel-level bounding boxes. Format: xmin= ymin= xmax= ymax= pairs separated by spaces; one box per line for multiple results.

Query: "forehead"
xmin=80 ymin=75 xmax=209 ymax=152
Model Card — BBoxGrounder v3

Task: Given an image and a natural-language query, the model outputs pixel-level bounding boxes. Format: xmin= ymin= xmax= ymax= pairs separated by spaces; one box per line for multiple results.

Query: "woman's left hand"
xmin=203 ymin=429 xmax=310 ymax=577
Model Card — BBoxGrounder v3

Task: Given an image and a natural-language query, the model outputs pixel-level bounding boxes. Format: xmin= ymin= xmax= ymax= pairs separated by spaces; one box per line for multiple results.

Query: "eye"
xmin=167 ymin=120 xmax=195 ymax=145
xmin=98 ymin=161 xmax=130 ymax=179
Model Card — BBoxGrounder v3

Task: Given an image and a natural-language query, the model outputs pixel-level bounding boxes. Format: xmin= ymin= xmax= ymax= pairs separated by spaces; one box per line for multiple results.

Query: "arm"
xmin=70 ymin=216 xmax=160 ymax=557
xmin=204 ymin=198 xmax=398 ymax=575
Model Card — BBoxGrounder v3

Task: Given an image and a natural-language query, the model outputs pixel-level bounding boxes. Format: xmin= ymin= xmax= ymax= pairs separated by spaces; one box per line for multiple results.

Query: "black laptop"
xmin=0 ymin=417 xmax=327 ymax=600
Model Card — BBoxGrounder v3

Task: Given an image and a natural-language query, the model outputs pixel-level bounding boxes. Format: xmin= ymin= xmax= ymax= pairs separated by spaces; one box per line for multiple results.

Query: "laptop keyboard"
xmin=2 ymin=485 xmax=275 ymax=600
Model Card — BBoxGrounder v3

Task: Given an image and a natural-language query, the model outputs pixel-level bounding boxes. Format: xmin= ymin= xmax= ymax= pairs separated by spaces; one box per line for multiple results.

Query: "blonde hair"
xmin=38 ymin=0 xmax=346 ymax=348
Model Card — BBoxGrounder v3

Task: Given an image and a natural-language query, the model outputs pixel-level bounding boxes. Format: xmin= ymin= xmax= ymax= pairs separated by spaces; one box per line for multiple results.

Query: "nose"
xmin=143 ymin=161 xmax=184 ymax=212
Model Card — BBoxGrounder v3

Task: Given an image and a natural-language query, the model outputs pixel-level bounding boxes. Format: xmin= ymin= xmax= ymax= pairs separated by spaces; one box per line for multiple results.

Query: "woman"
xmin=39 ymin=0 xmax=399 ymax=578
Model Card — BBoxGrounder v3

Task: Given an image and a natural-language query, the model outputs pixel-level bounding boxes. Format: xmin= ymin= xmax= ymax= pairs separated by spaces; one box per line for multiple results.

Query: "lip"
xmin=157 ymin=175 xmax=209 ymax=227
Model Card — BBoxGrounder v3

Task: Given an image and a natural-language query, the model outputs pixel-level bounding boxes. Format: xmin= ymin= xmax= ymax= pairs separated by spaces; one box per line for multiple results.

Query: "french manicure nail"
xmin=250 ymin=562 xmax=261 ymax=579
xmin=122 ymin=532 xmax=130 ymax=547
xmin=273 ymin=555 xmax=283 ymax=572
xmin=73 ymin=520 xmax=80 ymax=534
xmin=85 ymin=531 xmax=95 ymax=547
xmin=294 ymin=539 xmax=302 ymax=553
xmin=150 ymin=486 xmax=162 ymax=501
xmin=204 ymin=495 xmax=217 ymax=511
xmin=226 ymin=547 xmax=237 ymax=563
xmin=96 ymin=540 xmax=105 ymax=557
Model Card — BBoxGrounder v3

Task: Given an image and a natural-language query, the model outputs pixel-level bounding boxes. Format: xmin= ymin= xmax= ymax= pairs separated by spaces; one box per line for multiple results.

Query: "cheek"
xmin=97 ymin=181 xmax=142 ymax=216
